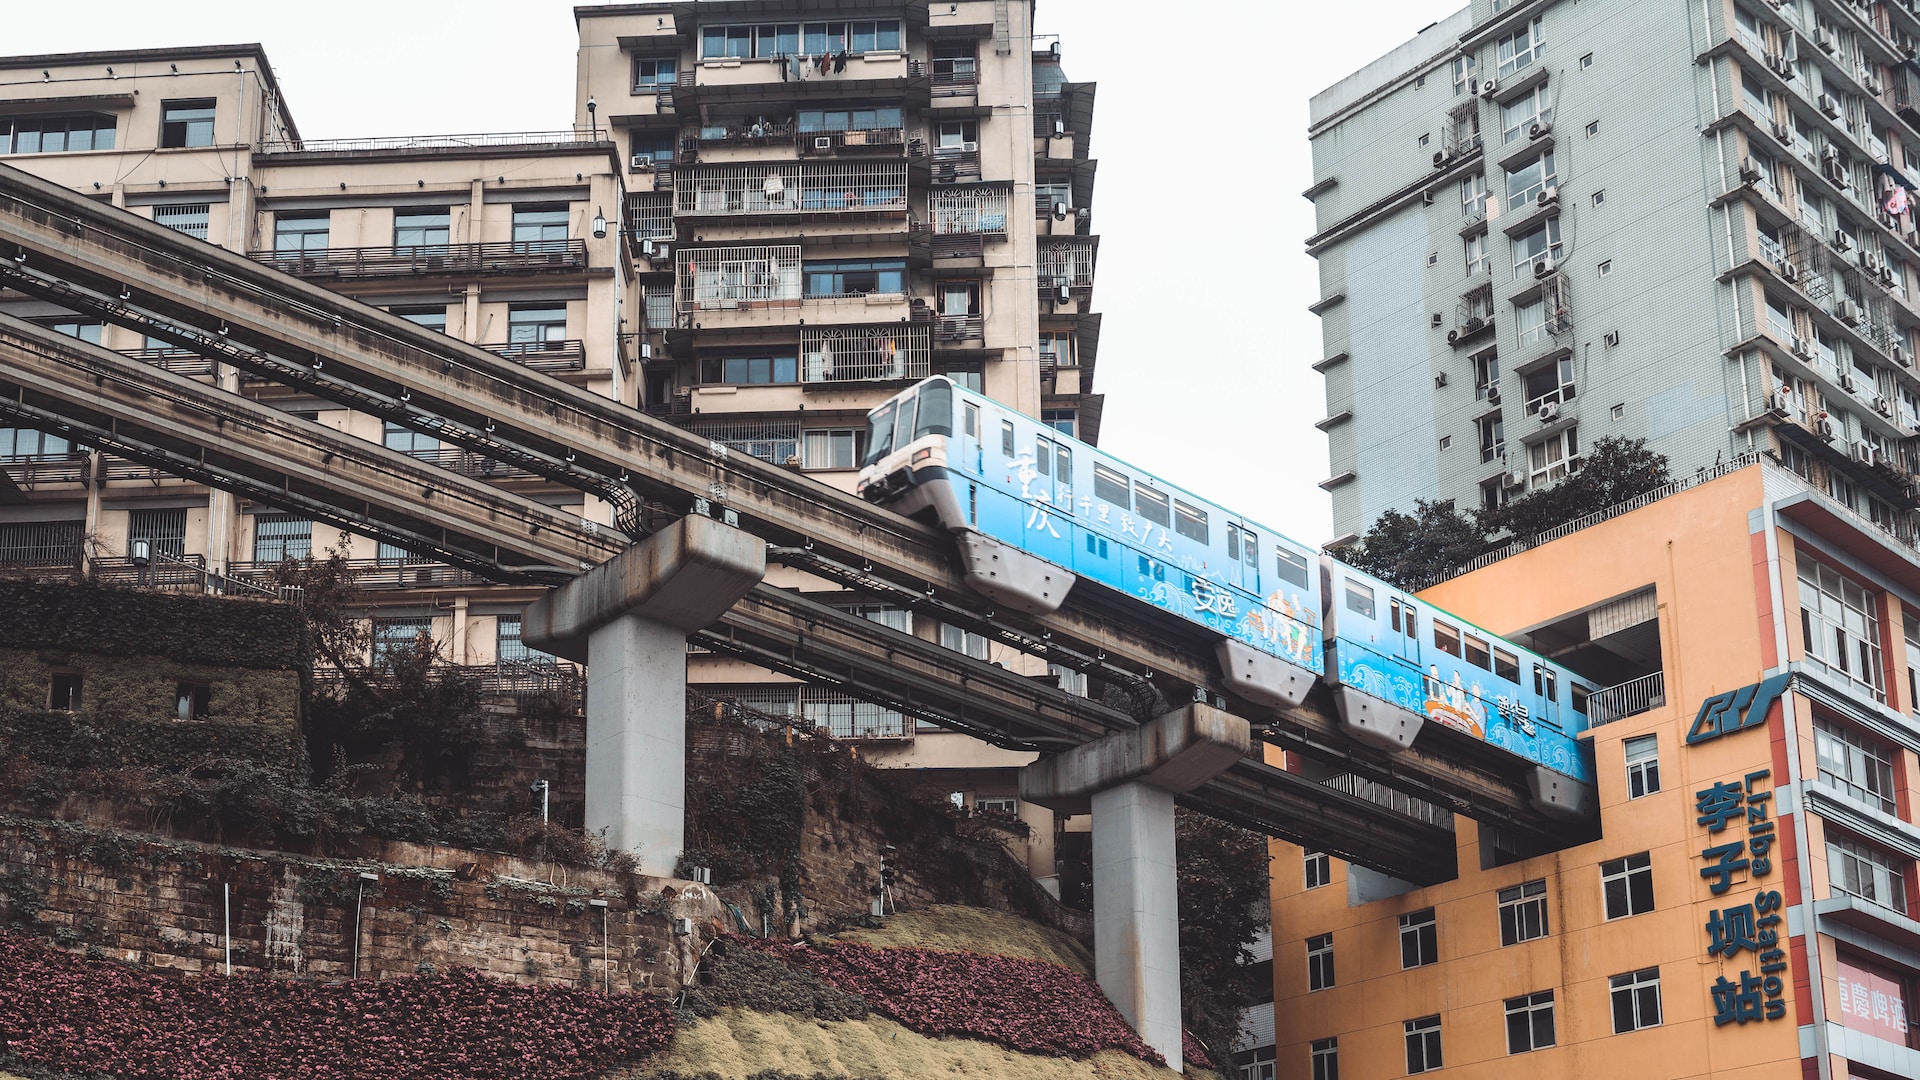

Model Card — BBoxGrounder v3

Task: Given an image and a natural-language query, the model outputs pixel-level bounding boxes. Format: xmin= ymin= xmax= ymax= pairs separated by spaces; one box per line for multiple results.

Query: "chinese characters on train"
xmin=1697 ymin=769 xmax=1788 ymax=1026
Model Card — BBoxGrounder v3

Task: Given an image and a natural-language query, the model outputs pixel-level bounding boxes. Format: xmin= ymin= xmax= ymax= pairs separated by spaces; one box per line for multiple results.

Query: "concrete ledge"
xmin=1020 ymin=703 xmax=1250 ymax=815
xmin=521 ymin=515 xmax=767 ymax=662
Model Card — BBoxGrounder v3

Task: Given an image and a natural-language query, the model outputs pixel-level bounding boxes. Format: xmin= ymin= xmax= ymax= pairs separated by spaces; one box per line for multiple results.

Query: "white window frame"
xmin=1510 ymin=217 xmax=1562 ymax=269
xmin=1506 ymin=150 xmax=1556 ymax=210
xmin=1399 ymin=908 xmax=1438 ymax=968
xmin=1609 ymin=967 xmax=1663 ymax=1033
xmin=1798 ymin=554 xmax=1886 ymax=701
xmin=939 ymin=622 xmax=990 ymax=661
xmin=1498 ymin=878 xmax=1549 ymax=945
xmin=1505 ymin=990 xmax=1556 ymax=1053
xmin=801 ymin=427 xmax=863 ymax=470
xmin=1515 ymin=298 xmax=1549 ymax=348
xmin=1497 ymin=17 xmax=1545 ymax=78
xmin=1404 ymin=1015 xmax=1443 ymax=1073
xmin=1601 ymin=851 xmax=1655 ymax=919
xmin=1306 ymin=932 xmax=1334 ymax=992
xmin=1304 ymin=849 xmax=1331 ymax=889
xmin=1461 ymin=171 xmax=1489 ymax=217
xmin=1501 ymin=84 xmax=1553 ymax=144
xmin=1309 ymin=1039 xmax=1336 ymax=1080
xmin=1624 ymin=734 xmax=1660 ymax=798
xmin=1528 ymin=427 xmax=1579 ymax=485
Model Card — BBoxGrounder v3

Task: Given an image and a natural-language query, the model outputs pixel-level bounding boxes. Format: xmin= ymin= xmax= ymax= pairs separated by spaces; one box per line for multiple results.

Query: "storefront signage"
xmin=1835 ymin=956 xmax=1913 ymax=1044
xmin=1697 ymin=769 xmax=1790 ymax=1026
xmin=1687 ymin=673 xmax=1792 ymax=744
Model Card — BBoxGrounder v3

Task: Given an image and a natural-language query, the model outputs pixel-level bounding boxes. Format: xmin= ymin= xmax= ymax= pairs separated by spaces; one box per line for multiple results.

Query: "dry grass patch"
xmin=829 ymin=905 xmax=1092 ymax=974
xmin=618 ymin=1007 xmax=1208 ymax=1079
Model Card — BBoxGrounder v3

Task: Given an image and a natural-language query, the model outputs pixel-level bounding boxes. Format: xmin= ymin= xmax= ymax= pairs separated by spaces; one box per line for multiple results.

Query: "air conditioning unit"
xmin=1771 ymin=120 xmax=1794 ymax=144
xmin=1504 ymin=470 xmax=1527 ymax=489
xmin=1533 ymin=256 xmax=1557 ymax=278
xmin=1853 ymin=438 xmax=1878 ymax=463
xmin=1833 ymin=229 xmax=1854 ymax=252
xmin=1895 ymin=344 xmax=1910 ymax=367
xmin=631 ymin=155 xmax=655 ymax=170
xmin=1781 ymin=260 xmax=1800 ymax=282
xmin=1529 ymin=121 xmax=1552 ymax=140
xmin=1876 ymin=395 xmax=1896 ymax=418
xmin=814 ymin=136 xmax=834 ymax=149
xmin=963 ymin=140 xmax=979 ymax=152
xmin=1841 ymin=371 xmax=1861 ymax=392
xmin=1863 ymin=252 xmax=1883 ymax=274
xmin=1816 ymin=28 xmax=1836 ymax=53
xmin=1537 ymin=400 xmax=1561 ymax=421
xmin=1791 ymin=335 xmax=1812 ymax=359
xmin=1820 ymin=93 xmax=1842 ymax=118
xmin=1433 ymin=150 xmax=1449 ymax=168
xmin=1487 ymin=386 xmax=1502 ymax=404
xmin=1739 ymin=158 xmax=1763 ymax=183
xmin=1866 ymin=76 xmax=1884 ymax=97
xmin=1447 ymin=329 xmax=1461 ymax=344
xmin=1840 ymin=298 xmax=1863 ymax=324
xmin=1765 ymin=393 xmax=1791 ymax=417
xmin=1537 ymin=185 xmax=1560 ymax=207
xmin=1480 ymin=78 xmax=1500 ymax=99
xmin=1818 ymin=416 xmax=1838 ymax=439
xmin=1880 ymin=265 xmax=1898 ymax=288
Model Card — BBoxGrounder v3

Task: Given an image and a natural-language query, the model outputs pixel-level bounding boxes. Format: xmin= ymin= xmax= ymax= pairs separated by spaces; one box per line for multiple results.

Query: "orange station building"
xmin=1269 ymin=460 xmax=1920 ymax=1079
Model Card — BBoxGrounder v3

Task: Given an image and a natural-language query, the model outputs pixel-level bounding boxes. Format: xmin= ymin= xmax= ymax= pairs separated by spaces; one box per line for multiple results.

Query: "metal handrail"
xmin=248 ymin=240 xmax=588 ymax=280
xmin=1586 ymin=671 xmax=1667 ymax=726
xmin=261 ymin=130 xmax=605 ymax=154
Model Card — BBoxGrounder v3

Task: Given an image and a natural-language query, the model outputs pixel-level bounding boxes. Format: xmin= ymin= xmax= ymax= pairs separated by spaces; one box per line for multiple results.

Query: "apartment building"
xmin=0 ymin=2 xmax=1100 ymax=882
xmin=1308 ymin=0 xmax=1920 ymax=544
xmin=1269 ymin=457 xmax=1920 ymax=1079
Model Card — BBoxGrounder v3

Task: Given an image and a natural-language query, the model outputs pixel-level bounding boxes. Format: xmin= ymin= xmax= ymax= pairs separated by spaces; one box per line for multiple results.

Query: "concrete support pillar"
xmin=1090 ymin=780 xmax=1181 ymax=1068
xmin=1020 ymin=703 xmax=1251 ymax=1072
xmin=521 ymin=515 xmax=764 ymax=877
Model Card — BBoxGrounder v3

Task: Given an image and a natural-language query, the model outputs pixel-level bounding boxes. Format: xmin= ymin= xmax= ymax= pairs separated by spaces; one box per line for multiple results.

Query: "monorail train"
xmin=856 ymin=377 xmax=1598 ymax=815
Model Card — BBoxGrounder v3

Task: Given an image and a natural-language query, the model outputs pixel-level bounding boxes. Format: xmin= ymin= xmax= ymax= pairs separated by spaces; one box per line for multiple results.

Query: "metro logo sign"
xmin=1686 ymin=674 xmax=1792 ymax=745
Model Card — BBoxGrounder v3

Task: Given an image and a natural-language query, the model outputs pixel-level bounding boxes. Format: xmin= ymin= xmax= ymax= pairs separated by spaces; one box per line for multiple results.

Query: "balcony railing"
xmin=929 ymin=185 xmax=1009 ymax=236
xmin=934 ymin=314 xmax=984 ymax=342
xmin=676 ymin=245 xmax=803 ymax=315
xmin=796 ymin=126 xmax=908 ymax=157
xmin=801 ymin=323 xmax=931 ymax=384
xmin=250 ymin=240 xmax=588 ymax=281
xmin=486 ymin=339 xmax=587 ymax=372
xmin=931 ymin=68 xmax=978 ymax=96
xmin=0 ymin=521 xmax=83 ymax=571
xmin=228 ymin=558 xmax=483 ymax=591
xmin=931 ymin=146 xmax=982 ymax=183
xmin=1587 ymin=671 xmax=1667 ymax=726
xmin=1319 ymin=772 xmax=1454 ymax=828
xmin=93 ymin=551 xmax=283 ymax=599
xmin=674 ymin=161 xmax=910 ymax=218
xmin=259 ymin=130 xmax=605 ymax=155
xmin=1 ymin=452 xmax=88 ymax=486
xmin=121 ymin=346 xmax=215 ymax=376
xmin=392 ymin=446 xmax=539 ymax=480
xmin=1038 ymin=238 xmax=1096 ymax=289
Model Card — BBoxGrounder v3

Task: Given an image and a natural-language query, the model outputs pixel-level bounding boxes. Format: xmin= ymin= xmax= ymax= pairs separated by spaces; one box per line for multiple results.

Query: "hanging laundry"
xmin=835 ymin=51 xmax=849 ymax=74
xmin=820 ymin=340 xmax=835 ymax=377
xmin=1888 ymin=184 xmax=1911 ymax=216
xmin=789 ymin=54 xmax=803 ymax=81
xmin=764 ymin=171 xmax=786 ymax=201
xmin=817 ymin=52 xmax=831 ymax=76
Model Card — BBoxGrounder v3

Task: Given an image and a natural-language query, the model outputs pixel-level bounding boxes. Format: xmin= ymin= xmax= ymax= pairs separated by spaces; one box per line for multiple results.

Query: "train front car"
xmin=1322 ymin=560 xmax=1599 ymax=820
xmin=858 ymin=377 xmax=1324 ymax=710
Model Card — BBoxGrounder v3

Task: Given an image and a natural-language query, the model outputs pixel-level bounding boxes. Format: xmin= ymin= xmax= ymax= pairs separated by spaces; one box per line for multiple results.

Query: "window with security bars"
xmin=1608 ymin=968 xmax=1662 ymax=1033
xmin=1498 ymin=878 xmax=1548 ymax=944
xmin=1813 ymin=716 xmax=1898 ymax=813
xmin=643 ymin=290 xmax=674 ymax=332
xmin=127 ymin=508 xmax=186 ymax=559
xmin=0 ymin=521 xmax=82 ymax=568
xmin=1403 ymin=1015 xmax=1441 ymax=1073
xmin=1827 ymin=831 xmax=1909 ymax=914
xmin=703 ymin=683 xmax=907 ymax=739
xmin=1505 ymin=991 xmax=1555 ymax=1053
xmin=1399 ymin=909 xmax=1437 ymax=968
xmin=1799 ymin=554 xmax=1886 ymax=701
xmin=372 ymin=617 xmax=432 ymax=664
xmin=628 ymin=194 xmax=673 ymax=242
xmin=495 ymin=616 xmax=556 ymax=666
xmin=153 ymin=204 xmax=210 ymax=240
xmin=251 ymin=514 xmax=311 ymax=563
xmin=689 ymin=418 xmax=799 ymax=465
xmin=1601 ymin=852 xmax=1655 ymax=919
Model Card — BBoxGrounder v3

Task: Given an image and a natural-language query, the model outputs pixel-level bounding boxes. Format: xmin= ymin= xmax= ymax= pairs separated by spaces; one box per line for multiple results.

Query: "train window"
xmin=1344 ymin=579 xmax=1375 ymax=618
xmin=1174 ymin=500 xmax=1209 ymax=543
xmin=1434 ymin=620 xmax=1462 ymax=657
xmin=1134 ymin=485 xmax=1171 ymax=526
xmin=1533 ymin=664 xmax=1557 ymax=701
xmin=1390 ymin=598 xmax=1402 ymax=632
xmin=1226 ymin=523 xmax=1241 ymax=560
xmin=1276 ymin=548 xmax=1310 ymax=587
xmin=1137 ymin=555 xmax=1165 ymax=582
xmin=1001 ymin=420 xmax=1015 ymax=456
xmin=1570 ymin=683 xmax=1591 ymax=716
xmin=1093 ymin=463 xmax=1130 ymax=505
xmin=1085 ymin=534 xmax=1109 ymax=558
xmin=914 ymin=379 xmax=953 ymax=438
xmin=1464 ymin=634 xmax=1491 ymax=670
xmin=1390 ymin=598 xmax=1417 ymax=637
xmin=861 ymin=400 xmax=897 ymax=467
xmin=1493 ymin=647 xmax=1520 ymax=682
xmin=1035 ymin=436 xmax=1052 ymax=476
xmin=1055 ymin=445 xmax=1073 ymax=508
xmin=1240 ymin=529 xmax=1258 ymax=570
xmin=963 ymin=403 xmax=978 ymax=438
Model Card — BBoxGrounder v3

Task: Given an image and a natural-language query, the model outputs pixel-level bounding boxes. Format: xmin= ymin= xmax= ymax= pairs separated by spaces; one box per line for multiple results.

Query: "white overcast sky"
xmin=6 ymin=0 xmax=1464 ymax=545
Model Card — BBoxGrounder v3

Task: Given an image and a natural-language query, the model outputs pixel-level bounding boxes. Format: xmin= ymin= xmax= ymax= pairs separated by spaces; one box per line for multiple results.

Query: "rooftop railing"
xmin=249 ymin=240 xmax=588 ymax=281
xmin=1587 ymin=671 xmax=1667 ymax=726
xmin=260 ymin=130 xmax=606 ymax=154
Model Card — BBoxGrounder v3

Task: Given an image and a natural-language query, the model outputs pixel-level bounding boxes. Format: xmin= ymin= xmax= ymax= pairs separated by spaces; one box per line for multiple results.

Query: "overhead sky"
xmin=5 ymin=0 xmax=1464 ymax=545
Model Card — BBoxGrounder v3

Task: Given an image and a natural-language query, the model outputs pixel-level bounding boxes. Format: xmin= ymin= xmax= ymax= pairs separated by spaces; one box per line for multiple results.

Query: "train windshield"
xmin=861 ymin=382 xmax=953 ymax=467
xmin=914 ymin=380 xmax=953 ymax=439
xmin=861 ymin=399 xmax=898 ymax=467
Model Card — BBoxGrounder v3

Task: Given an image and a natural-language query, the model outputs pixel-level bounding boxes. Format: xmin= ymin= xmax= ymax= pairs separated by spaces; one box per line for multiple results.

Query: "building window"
xmin=159 ymin=100 xmax=216 ymax=149
xmin=383 ymin=421 xmax=440 ymax=458
xmin=1798 ymin=554 xmax=1886 ymax=701
xmin=1452 ymin=54 xmax=1478 ymax=93
xmin=1515 ymin=298 xmax=1549 ymax=348
xmin=701 ymin=353 xmax=798 ymax=385
xmin=1471 ymin=348 xmax=1500 ymax=400
xmin=174 ymin=682 xmax=211 ymax=721
xmin=803 ymin=258 xmax=906 ymax=298
xmin=128 ymin=507 xmax=187 ymax=560
xmin=1306 ymin=933 xmax=1335 ymax=992
xmin=939 ymin=622 xmax=990 ymax=661
xmin=1624 ymin=734 xmax=1659 ymax=798
xmin=631 ymin=132 xmax=675 ymax=168
xmin=1511 ymin=217 xmax=1562 ymax=268
xmin=632 ymin=55 xmax=676 ymax=90
xmin=1501 ymin=84 xmax=1553 ymax=144
xmin=1814 ymin=717 xmax=1897 ymax=813
xmin=394 ymin=209 xmax=451 ymax=253
xmin=1042 ymin=409 xmax=1076 ymax=437
xmin=1310 ymin=1038 xmax=1337 ymax=1080
xmin=1827 ymin=831 xmax=1909 ymax=914
xmin=802 ymin=428 xmax=864 ymax=470
xmin=153 ymin=203 xmax=210 ymax=240
xmin=1506 ymin=150 xmax=1557 ymax=210
xmin=496 ymin=615 xmax=555 ymax=666
xmin=1523 ymin=355 xmax=1575 ymax=410
xmin=1461 ymin=172 xmax=1489 ymax=216
xmin=1 ymin=113 xmax=116 ymax=155
xmin=49 ymin=673 xmax=81 ymax=712
xmin=1479 ymin=412 xmax=1506 ymax=464
xmin=1464 ymin=231 xmax=1489 ymax=273
xmin=1528 ymin=427 xmax=1579 ymax=486
xmin=938 ymin=279 xmax=982 ymax=315
xmin=512 ymin=205 xmax=571 ymax=251
xmin=800 ymin=105 xmax=906 ymax=134
xmin=1403 ymin=1015 xmax=1442 ymax=1073
xmin=1039 ymin=330 xmax=1076 ymax=368
xmin=1609 ymin=968 xmax=1662 ymax=1033
xmin=1304 ymin=850 xmax=1331 ymax=889
xmin=1580 ymin=52 xmax=1594 ymax=69
xmin=507 ymin=304 xmax=568 ymax=344
xmin=1505 ymin=990 xmax=1556 ymax=1053
xmin=1399 ymin=909 xmax=1438 ymax=968
xmin=251 ymin=514 xmax=311 ymax=563
xmin=1498 ymin=878 xmax=1549 ymax=944
xmin=1601 ymin=852 xmax=1655 ymax=918
xmin=1034 ymin=182 xmax=1073 ymax=215
xmin=1585 ymin=120 xmax=1599 ymax=137
xmin=1497 ymin=16 xmax=1545 ymax=78
xmin=0 ymin=427 xmax=74 ymax=458
xmin=371 ymin=617 xmax=432 ymax=664
xmin=392 ymin=307 xmax=448 ymax=332
xmin=30 ymin=318 xmax=103 ymax=344
xmin=274 ymin=213 xmax=329 ymax=254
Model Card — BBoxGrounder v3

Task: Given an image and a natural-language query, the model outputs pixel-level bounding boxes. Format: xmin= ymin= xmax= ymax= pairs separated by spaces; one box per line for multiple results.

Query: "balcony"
xmin=228 ymin=558 xmax=484 ymax=591
xmin=931 ymin=67 xmax=978 ymax=98
xmin=800 ymin=323 xmax=930 ymax=385
xmin=257 ymin=130 xmax=608 ymax=157
xmin=934 ymin=314 xmax=985 ymax=344
xmin=1038 ymin=237 xmax=1097 ymax=293
xmin=796 ymin=126 xmax=911 ymax=158
xmin=121 ymin=346 xmax=215 ymax=376
xmin=486 ymin=339 xmax=587 ymax=373
xmin=931 ymin=145 xmax=982 ymax=184
xmin=93 ymin=552 xmax=282 ymax=599
xmin=1 ymin=452 xmax=88 ymax=487
xmin=394 ymin=446 xmax=540 ymax=481
xmin=674 ymin=161 xmax=909 ymax=220
xmin=250 ymin=240 xmax=588 ymax=282
xmin=0 ymin=520 xmax=83 ymax=573
xmin=929 ymin=185 xmax=1010 ymax=237
xmin=676 ymin=245 xmax=803 ymax=317
xmin=673 ymin=56 xmax=927 ymax=109
xmin=1586 ymin=671 xmax=1667 ymax=726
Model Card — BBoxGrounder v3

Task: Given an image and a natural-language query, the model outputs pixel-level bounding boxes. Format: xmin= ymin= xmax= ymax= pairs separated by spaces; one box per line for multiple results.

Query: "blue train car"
xmin=857 ymin=376 xmax=1323 ymax=709
xmin=1321 ymin=560 xmax=1599 ymax=814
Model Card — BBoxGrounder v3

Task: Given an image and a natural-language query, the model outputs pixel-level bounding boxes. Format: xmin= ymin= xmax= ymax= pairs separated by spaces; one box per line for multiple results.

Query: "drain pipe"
xmin=352 ymin=871 xmax=380 ymax=979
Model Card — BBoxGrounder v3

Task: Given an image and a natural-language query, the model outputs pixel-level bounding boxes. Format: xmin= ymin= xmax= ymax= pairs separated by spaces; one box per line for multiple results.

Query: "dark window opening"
xmin=175 ymin=682 xmax=211 ymax=721
xmin=49 ymin=673 xmax=81 ymax=712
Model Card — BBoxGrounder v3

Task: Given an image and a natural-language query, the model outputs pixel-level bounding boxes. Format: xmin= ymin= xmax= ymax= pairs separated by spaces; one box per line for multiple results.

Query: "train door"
xmin=1386 ymin=595 xmax=1423 ymax=670
xmin=957 ymin=400 xmax=983 ymax=478
xmin=1225 ymin=523 xmax=1260 ymax=593
xmin=1024 ymin=432 xmax=1073 ymax=564
xmin=1532 ymin=662 xmax=1560 ymax=730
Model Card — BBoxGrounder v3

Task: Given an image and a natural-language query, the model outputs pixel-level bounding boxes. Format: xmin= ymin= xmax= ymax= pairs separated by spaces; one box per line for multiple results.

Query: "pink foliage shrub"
xmin=0 ymin=932 xmax=673 ymax=1079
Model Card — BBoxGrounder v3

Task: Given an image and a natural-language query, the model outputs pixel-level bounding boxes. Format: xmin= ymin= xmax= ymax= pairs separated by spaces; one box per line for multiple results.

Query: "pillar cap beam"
xmin=1020 ymin=703 xmax=1250 ymax=815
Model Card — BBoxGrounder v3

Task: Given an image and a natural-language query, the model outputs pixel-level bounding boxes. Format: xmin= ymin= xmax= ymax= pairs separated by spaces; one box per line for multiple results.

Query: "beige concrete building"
xmin=0 ymin=2 xmax=1100 ymax=885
